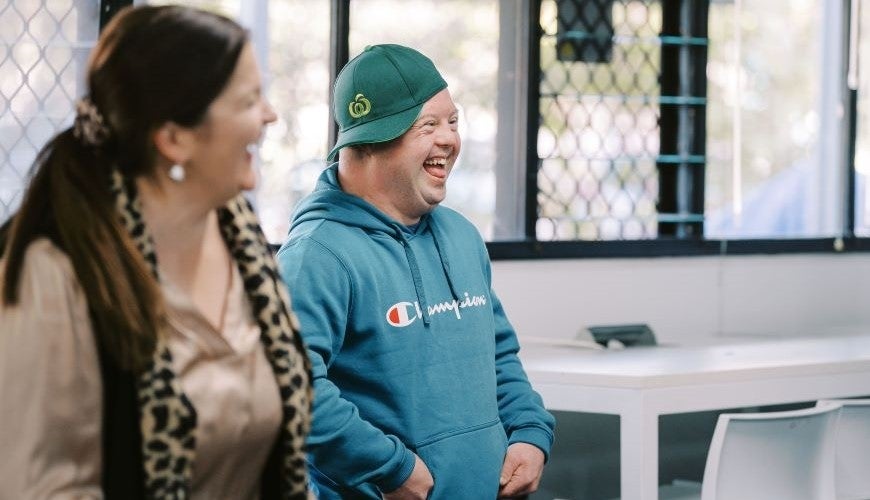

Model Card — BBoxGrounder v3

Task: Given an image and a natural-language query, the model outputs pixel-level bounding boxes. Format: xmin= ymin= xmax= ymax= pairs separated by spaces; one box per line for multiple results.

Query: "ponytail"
xmin=1 ymin=129 xmax=161 ymax=372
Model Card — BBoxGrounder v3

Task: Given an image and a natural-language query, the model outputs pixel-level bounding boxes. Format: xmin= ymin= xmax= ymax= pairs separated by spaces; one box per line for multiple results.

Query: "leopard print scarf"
xmin=109 ymin=169 xmax=312 ymax=498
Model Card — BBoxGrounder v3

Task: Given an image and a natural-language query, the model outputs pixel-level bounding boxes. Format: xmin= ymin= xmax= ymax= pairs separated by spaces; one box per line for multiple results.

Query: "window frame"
xmin=102 ymin=0 xmax=133 ymax=29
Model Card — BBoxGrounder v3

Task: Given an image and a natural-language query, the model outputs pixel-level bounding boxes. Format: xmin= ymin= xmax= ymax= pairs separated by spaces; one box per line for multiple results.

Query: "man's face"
xmin=370 ymin=89 xmax=461 ymax=225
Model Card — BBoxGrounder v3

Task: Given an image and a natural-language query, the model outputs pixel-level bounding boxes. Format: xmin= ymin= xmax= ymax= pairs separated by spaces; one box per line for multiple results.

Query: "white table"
xmin=519 ymin=335 xmax=870 ymax=499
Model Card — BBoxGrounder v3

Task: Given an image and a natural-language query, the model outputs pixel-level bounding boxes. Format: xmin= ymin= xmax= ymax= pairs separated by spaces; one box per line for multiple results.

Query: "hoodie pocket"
xmin=414 ymin=419 xmax=508 ymax=500
xmin=308 ymin=463 xmax=381 ymax=499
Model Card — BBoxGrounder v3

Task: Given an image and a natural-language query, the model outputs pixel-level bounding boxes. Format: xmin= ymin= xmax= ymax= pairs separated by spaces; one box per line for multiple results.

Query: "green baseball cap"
xmin=328 ymin=44 xmax=447 ymax=161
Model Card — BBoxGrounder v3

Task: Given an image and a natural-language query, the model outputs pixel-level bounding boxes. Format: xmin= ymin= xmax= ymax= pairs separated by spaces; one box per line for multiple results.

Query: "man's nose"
xmin=434 ymin=124 xmax=457 ymax=148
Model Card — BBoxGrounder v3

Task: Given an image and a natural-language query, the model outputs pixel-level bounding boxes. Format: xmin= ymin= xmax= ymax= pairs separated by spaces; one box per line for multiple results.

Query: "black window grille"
xmin=0 ymin=0 xmax=95 ymax=222
xmin=534 ymin=0 xmax=708 ymax=241
xmin=0 ymin=0 xmax=128 ymax=224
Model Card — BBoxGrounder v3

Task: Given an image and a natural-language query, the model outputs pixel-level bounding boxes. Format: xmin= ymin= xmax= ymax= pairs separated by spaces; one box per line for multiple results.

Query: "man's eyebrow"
xmin=415 ymin=109 xmax=459 ymax=122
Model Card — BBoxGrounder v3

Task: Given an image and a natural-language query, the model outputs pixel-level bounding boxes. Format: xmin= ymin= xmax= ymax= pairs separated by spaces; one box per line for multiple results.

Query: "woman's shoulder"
xmin=4 ymin=236 xmax=73 ymax=269
xmin=24 ymin=235 xmax=71 ymax=262
xmin=2 ymin=237 xmax=82 ymax=310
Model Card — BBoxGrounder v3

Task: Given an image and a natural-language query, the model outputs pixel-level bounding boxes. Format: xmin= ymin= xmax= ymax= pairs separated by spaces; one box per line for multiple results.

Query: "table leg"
xmin=620 ymin=407 xmax=659 ymax=499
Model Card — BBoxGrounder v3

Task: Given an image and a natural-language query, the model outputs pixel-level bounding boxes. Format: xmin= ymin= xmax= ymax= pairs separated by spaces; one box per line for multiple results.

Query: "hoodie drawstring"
xmin=395 ymin=227 xmax=431 ymax=325
xmin=393 ymin=219 xmax=460 ymax=327
xmin=430 ymin=222 xmax=461 ymax=301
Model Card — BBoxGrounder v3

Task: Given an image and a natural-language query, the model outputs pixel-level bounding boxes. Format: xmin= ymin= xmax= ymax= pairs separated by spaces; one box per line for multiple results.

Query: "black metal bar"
xmin=99 ymin=0 xmax=132 ymax=31
xmin=657 ymin=0 xmax=681 ymax=237
xmin=525 ymin=0 xmax=543 ymax=240
xmin=657 ymin=0 xmax=708 ymax=239
xmin=844 ymin=0 xmax=859 ymax=237
xmin=688 ymin=0 xmax=708 ymax=232
xmin=486 ymin=237 xmax=870 ymax=260
xmin=846 ymin=85 xmax=858 ymax=237
xmin=328 ymin=0 xmax=351 ymax=156
xmin=488 ymin=239 xmax=719 ymax=259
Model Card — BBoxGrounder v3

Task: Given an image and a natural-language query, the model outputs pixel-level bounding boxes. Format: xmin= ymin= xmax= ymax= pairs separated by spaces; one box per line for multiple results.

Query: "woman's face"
xmin=184 ymin=42 xmax=277 ymax=204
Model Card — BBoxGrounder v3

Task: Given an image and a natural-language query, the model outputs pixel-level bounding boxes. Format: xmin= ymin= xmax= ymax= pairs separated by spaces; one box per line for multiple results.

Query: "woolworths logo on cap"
xmin=348 ymin=93 xmax=371 ymax=118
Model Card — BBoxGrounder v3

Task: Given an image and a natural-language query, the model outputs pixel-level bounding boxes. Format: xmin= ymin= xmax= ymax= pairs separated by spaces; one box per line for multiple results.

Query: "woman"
xmin=0 ymin=5 xmax=311 ymax=499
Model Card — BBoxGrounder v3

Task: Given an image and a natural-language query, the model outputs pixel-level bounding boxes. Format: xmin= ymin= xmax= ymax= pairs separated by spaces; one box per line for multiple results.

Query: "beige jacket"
xmin=0 ymin=239 xmax=282 ymax=500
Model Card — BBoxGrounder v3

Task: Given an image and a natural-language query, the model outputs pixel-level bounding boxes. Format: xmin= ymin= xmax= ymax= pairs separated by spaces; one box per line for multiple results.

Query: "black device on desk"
xmin=587 ymin=324 xmax=657 ymax=348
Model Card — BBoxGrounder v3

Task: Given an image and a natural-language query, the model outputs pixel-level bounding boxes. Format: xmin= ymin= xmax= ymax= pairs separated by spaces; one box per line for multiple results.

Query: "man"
xmin=277 ymin=44 xmax=555 ymax=499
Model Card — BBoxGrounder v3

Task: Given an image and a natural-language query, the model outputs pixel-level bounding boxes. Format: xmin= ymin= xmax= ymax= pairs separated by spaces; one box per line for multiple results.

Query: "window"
xmin=704 ymin=0 xmax=846 ymax=239
xmin=531 ymin=0 xmax=851 ymax=247
xmin=253 ymin=0 xmax=332 ymax=243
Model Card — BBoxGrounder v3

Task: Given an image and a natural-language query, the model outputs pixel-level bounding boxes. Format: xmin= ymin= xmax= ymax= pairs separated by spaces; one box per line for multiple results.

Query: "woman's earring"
xmin=168 ymin=164 xmax=186 ymax=182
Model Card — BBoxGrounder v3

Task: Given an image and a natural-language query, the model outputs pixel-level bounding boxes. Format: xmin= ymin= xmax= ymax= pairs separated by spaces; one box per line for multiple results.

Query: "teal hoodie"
xmin=277 ymin=165 xmax=554 ymax=499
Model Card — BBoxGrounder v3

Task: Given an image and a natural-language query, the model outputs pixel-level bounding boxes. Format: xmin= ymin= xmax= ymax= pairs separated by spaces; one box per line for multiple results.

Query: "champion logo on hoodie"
xmin=386 ymin=292 xmax=488 ymax=327
xmin=385 ymin=301 xmax=423 ymax=327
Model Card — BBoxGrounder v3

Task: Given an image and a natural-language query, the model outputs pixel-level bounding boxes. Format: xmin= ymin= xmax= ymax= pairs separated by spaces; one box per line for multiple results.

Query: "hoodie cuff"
xmin=508 ymin=426 xmax=555 ymax=463
xmin=373 ymin=445 xmax=416 ymax=494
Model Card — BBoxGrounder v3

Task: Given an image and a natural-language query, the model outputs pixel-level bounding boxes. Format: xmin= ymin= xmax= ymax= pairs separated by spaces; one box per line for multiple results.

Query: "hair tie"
xmin=73 ymin=96 xmax=111 ymax=146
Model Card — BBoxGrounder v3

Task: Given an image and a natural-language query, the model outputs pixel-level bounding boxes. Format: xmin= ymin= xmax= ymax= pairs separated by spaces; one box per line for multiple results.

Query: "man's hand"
xmin=382 ymin=454 xmax=434 ymax=500
xmin=497 ymin=442 xmax=545 ymax=498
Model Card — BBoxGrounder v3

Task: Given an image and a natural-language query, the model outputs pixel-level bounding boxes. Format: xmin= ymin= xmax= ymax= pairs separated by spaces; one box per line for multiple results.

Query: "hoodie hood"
xmin=291 ymin=164 xmax=460 ymax=324
xmin=291 ymin=164 xmax=406 ymax=236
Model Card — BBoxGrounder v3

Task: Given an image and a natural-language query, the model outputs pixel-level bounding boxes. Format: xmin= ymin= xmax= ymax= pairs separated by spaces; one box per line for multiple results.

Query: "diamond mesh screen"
xmin=0 ymin=0 xmax=99 ymax=223
xmin=537 ymin=0 xmax=662 ymax=240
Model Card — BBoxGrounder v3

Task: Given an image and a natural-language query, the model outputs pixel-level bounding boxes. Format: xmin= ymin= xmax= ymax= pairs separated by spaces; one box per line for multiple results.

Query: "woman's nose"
xmin=262 ymin=99 xmax=278 ymax=124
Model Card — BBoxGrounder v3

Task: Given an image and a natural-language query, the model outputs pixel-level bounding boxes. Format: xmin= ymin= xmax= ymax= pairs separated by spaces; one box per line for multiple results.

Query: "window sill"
xmin=486 ymin=237 xmax=870 ymax=260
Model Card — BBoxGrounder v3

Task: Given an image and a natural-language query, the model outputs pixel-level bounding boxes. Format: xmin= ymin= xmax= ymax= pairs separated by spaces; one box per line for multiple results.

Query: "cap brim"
xmin=327 ymin=102 xmax=424 ymax=161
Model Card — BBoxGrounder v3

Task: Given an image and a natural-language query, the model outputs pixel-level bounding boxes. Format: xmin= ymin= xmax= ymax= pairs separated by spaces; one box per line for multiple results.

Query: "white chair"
xmin=817 ymin=399 xmax=870 ymax=500
xmin=657 ymin=404 xmax=841 ymax=500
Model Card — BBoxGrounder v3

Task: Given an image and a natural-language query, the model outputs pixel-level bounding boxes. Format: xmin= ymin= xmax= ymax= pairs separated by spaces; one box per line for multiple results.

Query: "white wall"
xmin=492 ymin=253 xmax=870 ymax=346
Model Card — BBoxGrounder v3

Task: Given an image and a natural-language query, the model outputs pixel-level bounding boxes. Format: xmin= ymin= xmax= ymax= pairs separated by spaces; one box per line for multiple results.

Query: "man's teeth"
xmin=424 ymin=158 xmax=446 ymax=166
xmin=246 ymin=144 xmax=257 ymax=155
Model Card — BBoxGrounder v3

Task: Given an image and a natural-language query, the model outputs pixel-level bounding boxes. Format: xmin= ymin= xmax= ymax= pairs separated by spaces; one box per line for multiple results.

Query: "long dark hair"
xmin=0 ymin=5 xmax=248 ymax=372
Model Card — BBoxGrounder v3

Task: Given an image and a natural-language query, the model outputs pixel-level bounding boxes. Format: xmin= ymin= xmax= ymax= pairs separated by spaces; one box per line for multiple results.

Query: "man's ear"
xmin=152 ymin=121 xmax=195 ymax=165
